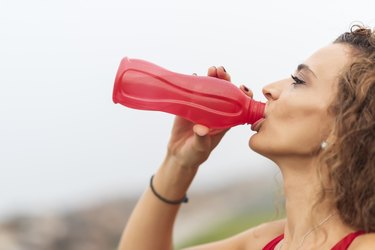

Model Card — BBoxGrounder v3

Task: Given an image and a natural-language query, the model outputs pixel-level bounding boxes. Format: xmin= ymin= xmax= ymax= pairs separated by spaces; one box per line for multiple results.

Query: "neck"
xmin=280 ymin=157 xmax=325 ymax=231
xmin=274 ymin=155 xmax=346 ymax=248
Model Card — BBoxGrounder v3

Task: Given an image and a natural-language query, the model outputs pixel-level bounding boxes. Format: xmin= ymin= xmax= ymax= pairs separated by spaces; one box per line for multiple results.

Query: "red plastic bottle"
xmin=112 ymin=58 xmax=265 ymax=129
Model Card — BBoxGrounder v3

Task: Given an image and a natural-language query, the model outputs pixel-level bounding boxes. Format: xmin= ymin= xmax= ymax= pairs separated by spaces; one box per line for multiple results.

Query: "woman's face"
xmin=250 ymin=44 xmax=351 ymax=159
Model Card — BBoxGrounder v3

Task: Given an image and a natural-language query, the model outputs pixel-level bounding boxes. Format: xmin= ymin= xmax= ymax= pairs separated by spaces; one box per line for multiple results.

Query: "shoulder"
xmin=182 ymin=219 xmax=285 ymax=250
xmin=238 ymin=219 xmax=285 ymax=250
xmin=350 ymin=233 xmax=375 ymax=250
xmin=251 ymin=219 xmax=286 ymax=240
xmin=242 ymin=219 xmax=286 ymax=250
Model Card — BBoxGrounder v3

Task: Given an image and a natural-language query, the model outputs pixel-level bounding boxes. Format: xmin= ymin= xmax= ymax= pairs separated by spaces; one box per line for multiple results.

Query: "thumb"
xmin=192 ymin=124 xmax=211 ymax=151
xmin=193 ymin=124 xmax=210 ymax=136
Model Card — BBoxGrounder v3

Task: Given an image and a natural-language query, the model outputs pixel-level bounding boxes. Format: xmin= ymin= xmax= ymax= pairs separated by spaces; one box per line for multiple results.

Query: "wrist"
xmin=153 ymin=157 xmax=199 ymax=202
xmin=163 ymin=151 xmax=202 ymax=171
xmin=150 ymin=175 xmax=189 ymax=205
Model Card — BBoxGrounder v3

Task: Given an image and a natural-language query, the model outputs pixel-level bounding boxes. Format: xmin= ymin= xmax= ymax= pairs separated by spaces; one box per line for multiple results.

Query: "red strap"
xmin=262 ymin=234 xmax=284 ymax=250
xmin=262 ymin=231 xmax=365 ymax=250
xmin=331 ymin=231 xmax=365 ymax=250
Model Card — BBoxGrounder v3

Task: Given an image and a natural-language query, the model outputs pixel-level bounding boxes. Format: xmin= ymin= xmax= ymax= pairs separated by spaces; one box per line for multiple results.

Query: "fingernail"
xmin=243 ymin=85 xmax=249 ymax=92
xmin=221 ymin=66 xmax=226 ymax=72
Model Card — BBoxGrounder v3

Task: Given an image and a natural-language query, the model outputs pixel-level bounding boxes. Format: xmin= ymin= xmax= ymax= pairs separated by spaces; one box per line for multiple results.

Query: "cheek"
xmin=250 ymin=100 xmax=332 ymax=155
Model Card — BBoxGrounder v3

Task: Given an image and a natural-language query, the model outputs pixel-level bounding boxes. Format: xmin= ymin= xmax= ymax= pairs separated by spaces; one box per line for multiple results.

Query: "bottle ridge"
xmin=113 ymin=57 xmax=265 ymax=129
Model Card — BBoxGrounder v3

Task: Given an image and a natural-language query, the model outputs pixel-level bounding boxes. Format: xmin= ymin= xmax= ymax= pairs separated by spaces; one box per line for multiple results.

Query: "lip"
xmin=251 ymin=118 xmax=265 ymax=132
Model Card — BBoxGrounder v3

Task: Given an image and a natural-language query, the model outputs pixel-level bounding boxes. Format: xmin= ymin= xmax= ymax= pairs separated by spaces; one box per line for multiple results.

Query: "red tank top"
xmin=262 ymin=231 xmax=365 ymax=250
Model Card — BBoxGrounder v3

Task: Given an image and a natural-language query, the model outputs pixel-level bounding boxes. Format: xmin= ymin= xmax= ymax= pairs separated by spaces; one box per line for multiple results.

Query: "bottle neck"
xmin=247 ymin=99 xmax=265 ymax=124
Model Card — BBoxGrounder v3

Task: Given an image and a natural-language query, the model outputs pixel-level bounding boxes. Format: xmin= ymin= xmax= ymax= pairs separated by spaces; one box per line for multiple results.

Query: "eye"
xmin=291 ymin=74 xmax=306 ymax=85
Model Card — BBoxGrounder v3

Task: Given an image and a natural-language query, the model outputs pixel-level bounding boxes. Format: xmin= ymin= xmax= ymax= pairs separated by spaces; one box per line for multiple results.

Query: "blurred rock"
xmin=0 ymin=198 xmax=138 ymax=250
xmin=0 ymin=175 xmax=277 ymax=250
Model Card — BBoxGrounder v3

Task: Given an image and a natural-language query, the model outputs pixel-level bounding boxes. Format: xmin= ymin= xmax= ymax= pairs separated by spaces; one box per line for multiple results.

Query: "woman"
xmin=118 ymin=25 xmax=375 ymax=249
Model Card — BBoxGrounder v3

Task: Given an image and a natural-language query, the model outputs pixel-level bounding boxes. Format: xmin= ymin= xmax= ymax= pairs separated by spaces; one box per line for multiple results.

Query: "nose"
xmin=262 ymin=80 xmax=283 ymax=101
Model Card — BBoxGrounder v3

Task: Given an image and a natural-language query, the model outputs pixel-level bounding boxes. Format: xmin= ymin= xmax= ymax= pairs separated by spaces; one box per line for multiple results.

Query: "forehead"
xmin=304 ymin=43 xmax=351 ymax=83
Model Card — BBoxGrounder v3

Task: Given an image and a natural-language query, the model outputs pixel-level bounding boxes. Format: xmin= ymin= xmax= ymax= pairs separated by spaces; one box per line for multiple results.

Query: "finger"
xmin=192 ymin=124 xmax=211 ymax=151
xmin=193 ymin=124 xmax=210 ymax=136
xmin=207 ymin=66 xmax=217 ymax=77
xmin=217 ymin=66 xmax=231 ymax=81
xmin=240 ymin=84 xmax=253 ymax=98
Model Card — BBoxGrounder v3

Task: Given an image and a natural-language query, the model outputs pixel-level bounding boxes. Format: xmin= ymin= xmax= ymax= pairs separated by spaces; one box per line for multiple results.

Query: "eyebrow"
xmin=297 ymin=64 xmax=318 ymax=79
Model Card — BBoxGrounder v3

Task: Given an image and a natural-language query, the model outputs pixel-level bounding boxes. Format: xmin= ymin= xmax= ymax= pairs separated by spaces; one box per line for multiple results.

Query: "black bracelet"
xmin=150 ymin=175 xmax=189 ymax=205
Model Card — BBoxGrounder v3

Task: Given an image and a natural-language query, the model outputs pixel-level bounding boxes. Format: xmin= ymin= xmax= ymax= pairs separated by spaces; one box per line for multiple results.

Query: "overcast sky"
xmin=1 ymin=0 xmax=374 ymax=217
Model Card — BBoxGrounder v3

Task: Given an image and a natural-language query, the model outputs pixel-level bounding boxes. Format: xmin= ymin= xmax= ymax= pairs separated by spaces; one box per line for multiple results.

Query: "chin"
xmin=249 ymin=134 xmax=262 ymax=153
xmin=249 ymin=133 xmax=275 ymax=159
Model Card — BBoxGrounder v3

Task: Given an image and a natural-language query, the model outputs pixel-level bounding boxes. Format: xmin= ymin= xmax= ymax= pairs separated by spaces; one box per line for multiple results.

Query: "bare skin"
xmin=118 ymin=44 xmax=375 ymax=250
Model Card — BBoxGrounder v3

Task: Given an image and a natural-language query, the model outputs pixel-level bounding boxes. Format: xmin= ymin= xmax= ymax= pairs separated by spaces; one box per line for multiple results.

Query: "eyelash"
xmin=291 ymin=74 xmax=306 ymax=85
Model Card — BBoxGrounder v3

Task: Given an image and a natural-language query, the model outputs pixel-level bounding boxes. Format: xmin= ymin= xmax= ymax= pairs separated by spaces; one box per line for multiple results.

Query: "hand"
xmin=164 ymin=66 xmax=236 ymax=169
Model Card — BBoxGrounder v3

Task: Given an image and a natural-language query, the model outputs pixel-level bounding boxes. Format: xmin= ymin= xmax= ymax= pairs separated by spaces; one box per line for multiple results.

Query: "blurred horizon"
xmin=0 ymin=170 xmax=281 ymax=250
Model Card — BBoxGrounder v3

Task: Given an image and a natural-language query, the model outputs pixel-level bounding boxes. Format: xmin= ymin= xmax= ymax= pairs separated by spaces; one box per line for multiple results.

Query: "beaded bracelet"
xmin=150 ymin=175 xmax=189 ymax=205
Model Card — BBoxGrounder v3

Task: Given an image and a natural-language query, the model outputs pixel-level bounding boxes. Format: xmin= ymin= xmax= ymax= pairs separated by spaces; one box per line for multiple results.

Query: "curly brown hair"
xmin=320 ymin=25 xmax=375 ymax=232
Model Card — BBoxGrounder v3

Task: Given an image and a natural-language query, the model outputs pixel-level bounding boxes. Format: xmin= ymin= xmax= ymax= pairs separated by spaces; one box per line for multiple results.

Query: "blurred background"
xmin=0 ymin=0 xmax=374 ymax=249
